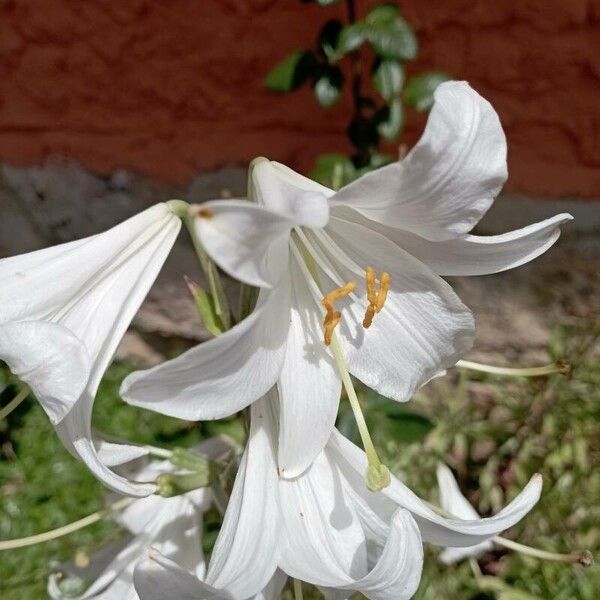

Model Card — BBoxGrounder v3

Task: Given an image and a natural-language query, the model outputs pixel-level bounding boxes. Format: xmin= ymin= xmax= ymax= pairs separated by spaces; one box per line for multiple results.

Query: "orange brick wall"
xmin=0 ymin=0 xmax=599 ymax=197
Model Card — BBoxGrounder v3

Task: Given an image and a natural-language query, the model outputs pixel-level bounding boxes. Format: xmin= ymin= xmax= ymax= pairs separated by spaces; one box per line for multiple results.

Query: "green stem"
xmin=0 ymin=386 xmax=29 ymax=420
xmin=0 ymin=497 xmax=133 ymax=550
xmin=182 ymin=212 xmax=231 ymax=330
xmin=293 ymin=578 xmax=304 ymax=600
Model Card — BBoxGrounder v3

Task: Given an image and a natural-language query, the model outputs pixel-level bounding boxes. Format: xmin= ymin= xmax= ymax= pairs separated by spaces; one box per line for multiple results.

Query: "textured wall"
xmin=0 ymin=0 xmax=599 ymax=197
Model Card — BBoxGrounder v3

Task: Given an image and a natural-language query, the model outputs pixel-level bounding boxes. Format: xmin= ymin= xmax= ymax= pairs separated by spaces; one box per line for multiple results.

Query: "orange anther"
xmin=362 ymin=268 xmax=391 ymax=329
xmin=321 ymin=281 xmax=356 ymax=346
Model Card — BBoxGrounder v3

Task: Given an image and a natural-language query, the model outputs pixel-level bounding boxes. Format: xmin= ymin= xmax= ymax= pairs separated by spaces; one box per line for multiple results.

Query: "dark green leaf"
xmin=265 ymin=50 xmax=318 ymax=92
xmin=336 ymin=23 xmax=367 ymax=55
xmin=366 ymin=16 xmax=418 ymax=60
xmin=404 ymin=71 xmax=451 ymax=111
xmin=362 ymin=391 xmax=435 ymax=444
xmin=313 ymin=67 xmax=344 ymax=107
xmin=365 ymin=3 xmax=399 ymax=25
xmin=375 ymin=98 xmax=404 ymax=139
xmin=310 ymin=153 xmax=357 ymax=189
xmin=372 ymin=59 xmax=405 ymax=101
xmin=317 ymin=19 xmax=343 ymax=60
xmin=348 ymin=116 xmax=379 ymax=151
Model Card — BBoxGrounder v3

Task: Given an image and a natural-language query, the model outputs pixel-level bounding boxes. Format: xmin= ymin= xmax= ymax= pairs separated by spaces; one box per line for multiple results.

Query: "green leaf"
xmin=404 ymin=71 xmax=451 ymax=111
xmin=310 ymin=153 xmax=357 ymax=189
xmin=336 ymin=22 xmax=367 ymax=55
xmin=372 ymin=59 xmax=405 ymax=101
xmin=317 ymin=19 xmax=343 ymax=60
xmin=365 ymin=3 xmax=399 ymax=25
xmin=313 ymin=67 xmax=344 ymax=107
xmin=265 ymin=50 xmax=318 ymax=92
xmin=363 ymin=393 xmax=435 ymax=444
xmin=376 ymin=99 xmax=404 ymax=140
xmin=366 ymin=16 xmax=418 ymax=60
xmin=348 ymin=116 xmax=380 ymax=151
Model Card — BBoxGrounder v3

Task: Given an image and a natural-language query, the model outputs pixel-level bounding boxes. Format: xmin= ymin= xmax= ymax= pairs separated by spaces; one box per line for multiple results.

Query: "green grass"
xmin=1 ymin=322 xmax=598 ymax=599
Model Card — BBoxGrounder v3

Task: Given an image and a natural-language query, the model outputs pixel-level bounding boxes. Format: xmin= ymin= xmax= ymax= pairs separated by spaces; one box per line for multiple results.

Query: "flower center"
xmin=321 ymin=282 xmax=357 ymax=346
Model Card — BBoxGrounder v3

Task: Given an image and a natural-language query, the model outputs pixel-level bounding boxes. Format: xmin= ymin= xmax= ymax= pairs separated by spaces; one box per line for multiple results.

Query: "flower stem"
xmin=0 ymin=386 xmax=29 ymax=420
xmin=493 ymin=536 xmax=593 ymax=566
xmin=456 ymin=359 xmax=570 ymax=377
xmin=330 ymin=335 xmax=390 ymax=491
xmin=0 ymin=497 xmax=133 ymax=550
xmin=293 ymin=578 xmax=304 ymax=600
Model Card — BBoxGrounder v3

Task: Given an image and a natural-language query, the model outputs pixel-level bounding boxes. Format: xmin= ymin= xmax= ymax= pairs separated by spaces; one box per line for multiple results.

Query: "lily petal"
xmin=57 ymin=399 xmax=157 ymax=497
xmin=277 ymin=260 xmax=341 ymax=478
xmin=330 ymin=81 xmax=506 ymax=241
xmin=120 ymin=278 xmax=291 ymax=420
xmin=0 ymin=321 xmax=90 ymax=425
xmin=94 ymin=439 xmax=150 ymax=467
xmin=375 ymin=213 xmax=574 ymax=276
xmin=279 ymin=435 xmax=369 ymax=588
xmin=252 ymin=160 xmax=332 ymax=227
xmin=134 ymin=550 xmax=232 ymax=600
xmin=49 ymin=533 xmax=148 ymax=600
xmin=330 ymin=432 xmax=543 ymax=548
xmin=437 ymin=463 xmax=480 ymax=520
xmin=322 ymin=218 xmax=474 ymax=402
xmin=205 ymin=392 xmax=280 ymax=597
xmin=436 ymin=463 xmax=494 ymax=564
xmin=194 ymin=200 xmax=293 ymax=288
xmin=280 ymin=451 xmax=423 ymax=600
xmin=332 ymin=510 xmax=423 ymax=600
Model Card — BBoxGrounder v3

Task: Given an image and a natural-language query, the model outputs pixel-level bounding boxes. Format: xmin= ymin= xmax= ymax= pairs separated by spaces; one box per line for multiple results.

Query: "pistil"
xmin=329 ymin=334 xmax=391 ymax=491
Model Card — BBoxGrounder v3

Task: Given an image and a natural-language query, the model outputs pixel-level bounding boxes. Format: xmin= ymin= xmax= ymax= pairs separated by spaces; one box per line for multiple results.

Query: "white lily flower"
xmin=133 ymin=390 xmax=542 ymax=600
xmin=47 ymin=438 xmax=228 ymax=600
xmin=435 ymin=463 xmax=494 ymax=564
xmin=121 ymin=81 xmax=571 ymax=483
xmin=0 ymin=204 xmax=181 ymax=495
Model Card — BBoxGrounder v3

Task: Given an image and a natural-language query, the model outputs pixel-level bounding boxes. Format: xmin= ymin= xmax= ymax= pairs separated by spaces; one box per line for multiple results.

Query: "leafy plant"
xmin=265 ymin=0 xmax=450 ymax=188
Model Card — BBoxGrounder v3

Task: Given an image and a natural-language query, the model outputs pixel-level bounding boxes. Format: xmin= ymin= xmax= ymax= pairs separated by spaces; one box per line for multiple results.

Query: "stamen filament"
xmin=493 ymin=536 xmax=593 ymax=566
xmin=426 ymin=500 xmax=593 ymax=567
xmin=456 ymin=359 xmax=570 ymax=377
xmin=0 ymin=386 xmax=30 ymax=420
xmin=329 ymin=334 xmax=390 ymax=491
xmin=0 ymin=497 xmax=133 ymax=550
xmin=293 ymin=578 xmax=304 ymax=600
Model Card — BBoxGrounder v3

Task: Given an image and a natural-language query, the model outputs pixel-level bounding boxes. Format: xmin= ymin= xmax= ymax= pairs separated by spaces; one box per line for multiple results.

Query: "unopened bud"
xmin=184 ymin=275 xmax=226 ymax=337
xmin=156 ymin=470 xmax=212 ymax=498
xmin=170 ymin=447 xmax=211 ymax=472
xmin=579 ymin=550 xmax=593 ymax=567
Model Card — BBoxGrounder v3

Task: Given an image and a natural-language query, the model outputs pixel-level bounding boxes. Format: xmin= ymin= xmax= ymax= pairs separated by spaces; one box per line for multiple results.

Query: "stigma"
xmin=363 ymin=267 xmax=390 ymax=328
xmin=321 ymin=282 xmax=357 ymax=346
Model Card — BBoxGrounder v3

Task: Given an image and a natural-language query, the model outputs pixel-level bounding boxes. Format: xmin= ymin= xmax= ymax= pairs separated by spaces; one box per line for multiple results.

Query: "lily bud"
xmin=184 ymin=275 xmax=226 ymax=337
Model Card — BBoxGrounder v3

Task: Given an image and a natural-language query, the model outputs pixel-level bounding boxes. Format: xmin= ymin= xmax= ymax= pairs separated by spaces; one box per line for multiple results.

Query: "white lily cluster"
xmin=0 ymin=82 xmax=572 ymax=598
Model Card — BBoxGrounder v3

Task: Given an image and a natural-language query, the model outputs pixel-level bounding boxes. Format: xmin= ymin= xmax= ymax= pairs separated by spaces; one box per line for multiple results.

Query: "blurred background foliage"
xmin=265 ymin=0 xmax=448 ymax=189
xmin=1 ymin=319 xmax=598 ymax=598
